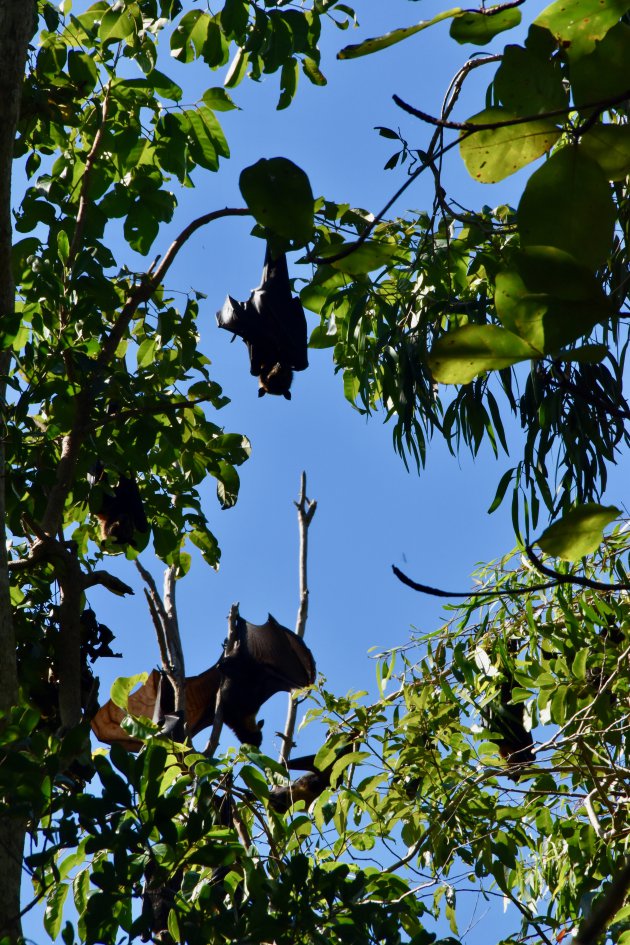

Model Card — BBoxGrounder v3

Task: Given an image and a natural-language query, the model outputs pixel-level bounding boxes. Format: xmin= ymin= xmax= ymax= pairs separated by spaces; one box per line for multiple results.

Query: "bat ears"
xmin=258 ymin=388 xmax=266 ymax=398
xmin=283 ymin=391 xmax=291 ymax=400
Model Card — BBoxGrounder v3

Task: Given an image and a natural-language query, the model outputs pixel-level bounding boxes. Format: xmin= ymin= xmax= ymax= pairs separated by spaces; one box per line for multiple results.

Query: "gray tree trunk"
xmin=0 ymin=2 xmax=38 ymax=939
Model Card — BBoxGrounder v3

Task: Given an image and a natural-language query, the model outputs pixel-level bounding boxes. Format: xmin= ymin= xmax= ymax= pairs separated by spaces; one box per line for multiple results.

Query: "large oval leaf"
xmin=459 ymin=108 xmax=560 ymax=183
xmin=428 ymin=324 xmax=536 ymax=384
xmin=517 ymin=146 xmax=616 ymax=270
xmin=450 ymin=7 xmax=521 ymax=45
xmin=537 ymin=504 xmax=620 ymax=560
xmin=494 ymin=44 xmax=568 ymax=113
xmin=580 ymin=123 xmax=630 ymax=182
xmin=495 ymin=247 xmax=612 ymax=352
xmin=239 ymin=157 xmax=314 ymax=244
xmin=535 ymin=0 xmax=630 ymax=59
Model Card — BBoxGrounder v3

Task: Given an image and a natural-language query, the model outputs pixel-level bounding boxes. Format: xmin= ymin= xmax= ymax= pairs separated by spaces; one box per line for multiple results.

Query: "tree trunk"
xmin=0 ymin=3 xmax=38 ymax=939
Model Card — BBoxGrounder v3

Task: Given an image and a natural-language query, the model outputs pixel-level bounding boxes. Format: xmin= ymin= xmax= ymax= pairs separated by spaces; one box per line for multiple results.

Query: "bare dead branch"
xmin=97 ymin=207 xmax=251 ymax=369
xmin=573 ymin=858 xmax=630 ymax=945
xmin=204 ymin=602 xmax=240 ymax=756
xmin=392 ymin=546 xmax=630 ymax=599
xmin=136 ymin=561 xmax=187 ymax=726
xmin=279 ymin=473 xmax=317 ymax=765
xmin=393 ymin=88 xmax=630 ymax=132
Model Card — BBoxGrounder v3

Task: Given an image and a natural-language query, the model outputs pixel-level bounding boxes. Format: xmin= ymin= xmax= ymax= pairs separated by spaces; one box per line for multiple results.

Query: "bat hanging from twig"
xmin=91 ymin=614 xmax=316 ymax=750
xmin=217 ymin=243 xmax=308 ymax=399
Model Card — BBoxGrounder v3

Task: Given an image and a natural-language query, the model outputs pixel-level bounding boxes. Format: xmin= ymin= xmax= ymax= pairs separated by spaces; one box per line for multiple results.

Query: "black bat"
xmin=484 ymin=674 xmax=535 ymax=781
xmin=88 ymin=462 xmax=149 ymax=547
xmin=217 ymin=244 xmax=308 ymax=399
xmin=91 ymin=614 xmax=316 ymax=750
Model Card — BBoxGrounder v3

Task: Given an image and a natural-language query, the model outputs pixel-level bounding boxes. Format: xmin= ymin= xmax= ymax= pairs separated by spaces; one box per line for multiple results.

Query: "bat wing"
xmin=91 ymin=666 xmax=222 ymax=750
xmin=217 ymin=296 xmax=273 ymax=377
xmin=91 ymin=669 xmax=161 ymax=751
xmin=183 ymin=666 xmax=221 ymax=736
xmin=240 ymin=614 xmax=316 ymax=703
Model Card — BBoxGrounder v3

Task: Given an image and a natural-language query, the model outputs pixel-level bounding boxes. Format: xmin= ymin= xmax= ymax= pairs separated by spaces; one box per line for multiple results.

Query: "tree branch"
xmin=204 ymin=602 xmax=240 ymax=756
xmin=279 ymin=472 xmax=317 ymax=765
xmin=392 ymin=545 xmax=630 ymax=599
xmin=136 ymin=562 xmax=187 ymax=730
xmin=392 ymin=88 xmax=630 ymax=132
xmin=97 ymin=207 xmax=251 ymax=369
xmin=573 ymin=859 xmax=630 ymax=945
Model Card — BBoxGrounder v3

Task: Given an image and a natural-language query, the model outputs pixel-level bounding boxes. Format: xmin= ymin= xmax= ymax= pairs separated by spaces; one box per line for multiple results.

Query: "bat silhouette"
xmin=88 ymin=462 xmax=149 ymax=547
xmin=484 ymin=674 xmax=535 ymax=781
xmin=217 ymin=244 xmax=308 ymax=399
xmin=91 ymin=614 xmax=316 ymax=750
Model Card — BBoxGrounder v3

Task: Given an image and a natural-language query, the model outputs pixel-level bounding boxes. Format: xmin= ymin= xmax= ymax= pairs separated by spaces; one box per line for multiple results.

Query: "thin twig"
xmin=135 ymin=561 xmax=187 ymax=731
xmin=279 ymin=473 xmax=317 ymax=766
xmin=392 ymin=88 xmax=630 ymax=132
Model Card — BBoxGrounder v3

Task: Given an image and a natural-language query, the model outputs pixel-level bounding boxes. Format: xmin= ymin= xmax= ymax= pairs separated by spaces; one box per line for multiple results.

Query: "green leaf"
xmin=580 ymin=123 xmax=630 ymax=181
xmin=110 ymin=673 xmax=149 ymax=710
xmin=320 ymin=239 xmax=399 ymax=275
xmin=57 ymin=230 xmax=70 ymax=266
xmin=99 ymin=5 xmax=140 ymax=43
xmin=239 ymin=157 xmax=314 ymax=243
xmin=494 ymin=248 xmax=612 ymax=352
xmin=570 ymin=22 xmax=630 ymax=104
xmin=517 ymin=146 xmax=616 ymax=270
xmin=535 ymin=0 xmax=630 ymax=59
xmin=428 ymin=325 xmax=537 ymax=384
xmin=494 ymin=44 xmax=568 ymax=113
xmin=278 ymin=58 xmax=299 ymax=110
xmin=302 ymin=57 xmax=327 ymax=86
xmin=572 ymin=648 xmax=589 ymax=680
xmin=171 ymin=10 xmax=210 ymax=63
xmin=459 ymin=108 xmax=560 ymax=183
xmin=338 ymin=8 xmax=461 ymax=59
xmin=44 ymin=883 xmax=69 ymax=940
xmin=537 ymin=503 xmax=620 ymax=560
xmin=147 ymin=70 xmax=183 ymax=102
xmin=136 ymin=337 xmax=157 ymax=369
xmin=240 ymin=765 xmax=269 ymax=798
xmin=450 ymin=7 xmax=521 ymax=45
xmin=201 ymin=87 xmax=238 ymax=112
xmin=224 ymin=48 xmax=249 ymax=88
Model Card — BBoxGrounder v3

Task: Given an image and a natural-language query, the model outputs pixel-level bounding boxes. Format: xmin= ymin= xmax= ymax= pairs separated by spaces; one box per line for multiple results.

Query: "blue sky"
xmin=20 ymin=1 xmax=630 ymax=941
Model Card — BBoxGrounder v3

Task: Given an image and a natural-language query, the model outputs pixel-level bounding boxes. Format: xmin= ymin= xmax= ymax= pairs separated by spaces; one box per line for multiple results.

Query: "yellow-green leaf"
xmin=537 ymin=503 xmax=620 ymax=561
xmin=460 ymin=108 xmax=560 ymax=183
xmin=428 ymin=324 xmax=537 ymax=384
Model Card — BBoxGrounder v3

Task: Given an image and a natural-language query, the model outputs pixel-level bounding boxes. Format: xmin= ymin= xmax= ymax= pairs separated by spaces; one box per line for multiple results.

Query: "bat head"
xmin=229 ymin=713 xmax=264 ymax=747
xmin=259 ymin=363 xmax=293 ymax=399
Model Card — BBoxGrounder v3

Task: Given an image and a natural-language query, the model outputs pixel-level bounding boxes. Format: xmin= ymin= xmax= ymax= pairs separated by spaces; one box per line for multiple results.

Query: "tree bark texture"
xmin=0 ymin=3 xmax=38 ymax=939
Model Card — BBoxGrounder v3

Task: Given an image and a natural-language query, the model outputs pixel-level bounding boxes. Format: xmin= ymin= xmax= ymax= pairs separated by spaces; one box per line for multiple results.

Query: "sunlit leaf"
xmin=460 ymin=108 xmax=560 ymax=183
xmin=537 ymin=503 xmax=620 ymax=560
xmin=428 ymin=325 xmax=537 ymax=384
xmin=450 ymin=7 xmax=521 ymax=45
xmin=338 ymin=8 xmax=461 ymax=59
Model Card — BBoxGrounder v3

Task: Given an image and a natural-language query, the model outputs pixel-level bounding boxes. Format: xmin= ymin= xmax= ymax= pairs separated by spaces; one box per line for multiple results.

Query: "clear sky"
xmin=20 ymin=2 xmax=630 ymax=942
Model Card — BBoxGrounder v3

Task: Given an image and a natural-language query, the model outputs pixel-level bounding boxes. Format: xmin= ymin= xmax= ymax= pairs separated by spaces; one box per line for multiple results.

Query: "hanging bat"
xmin=217 ymin=244 xmax=308 ymax=399
xmin=268 ymin=738 xmax=358 ymax=813
xmin=88 ymin=462 xmax=149 ymax=547
xmin=484 ymin=674 xmax=535 ymax=781
xmin=91 ymin=614 xmax=316 ymax=750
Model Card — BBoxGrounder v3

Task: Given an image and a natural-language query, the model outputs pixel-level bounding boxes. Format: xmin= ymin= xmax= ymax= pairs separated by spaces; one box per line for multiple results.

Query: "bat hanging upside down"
xmin=216 ymin=244 xmax=309 ymax=399
xmin=91 ymin=614 xmax=316 ymax=751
